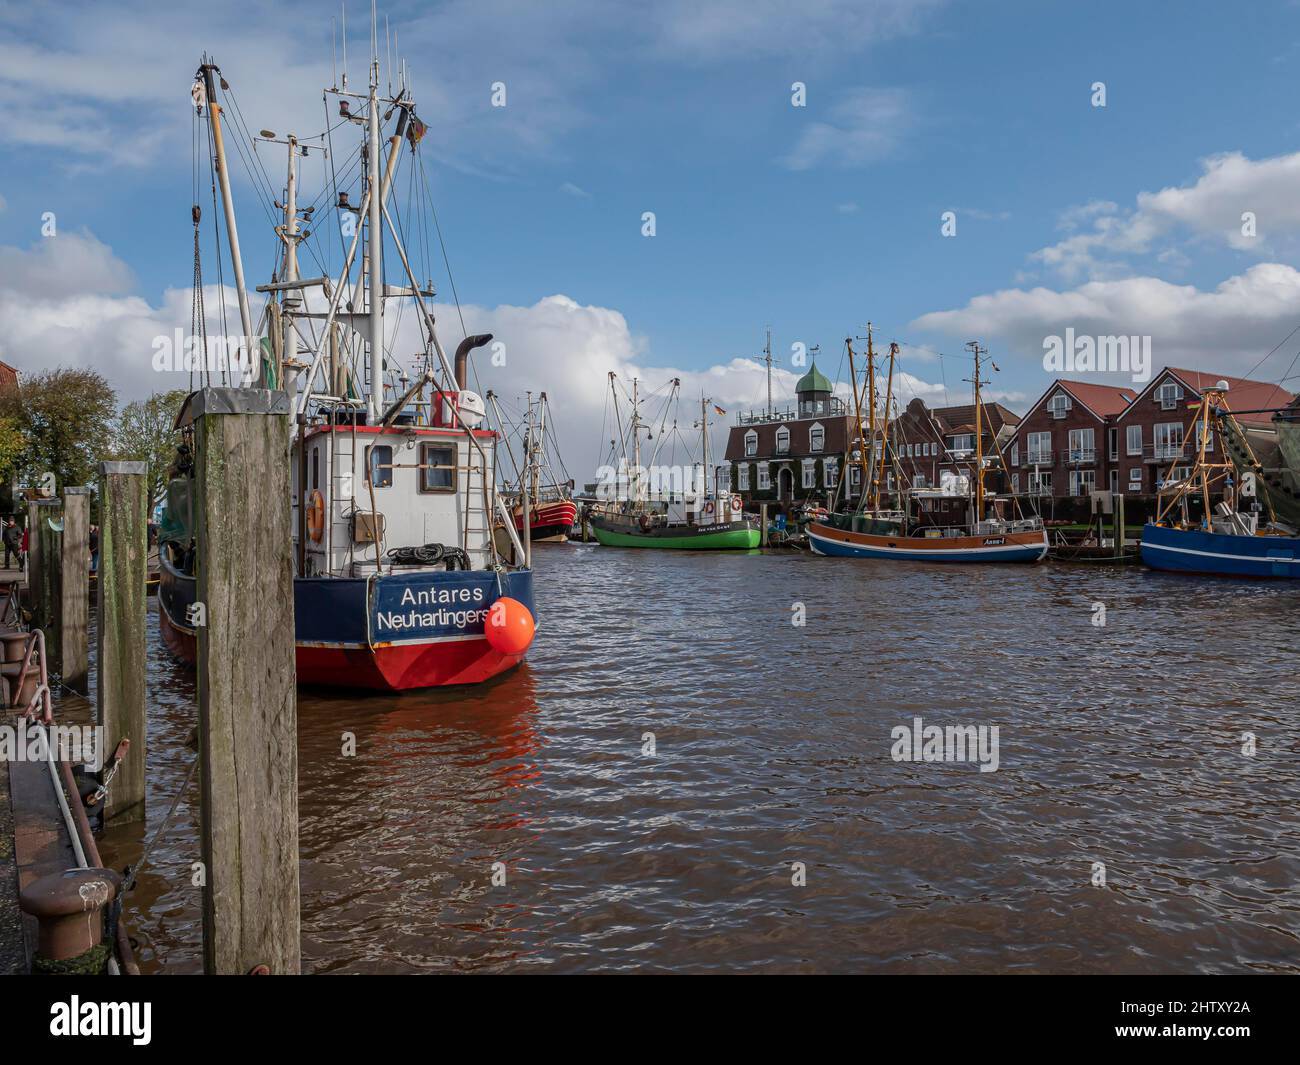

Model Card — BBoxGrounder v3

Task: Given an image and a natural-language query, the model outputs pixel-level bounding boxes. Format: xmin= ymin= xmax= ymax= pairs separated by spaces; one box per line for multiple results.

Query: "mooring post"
xmin=60 ymin=488 xmax=91 ymax=695
xmin=760 ymin=502 xmax=769 ymax=547
xmin=188 ymin=388 xmax=300 ymax=975
xmin=96 ymin=462 xmax=149 ymax=826
xmin=29 ymin=499 xmax=61 ymax=672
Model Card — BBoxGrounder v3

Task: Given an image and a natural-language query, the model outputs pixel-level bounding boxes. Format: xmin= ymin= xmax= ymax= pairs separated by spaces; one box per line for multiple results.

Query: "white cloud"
xmin=558 ymin=181 xmax=591 ymax=198
xmin=782 ymin=87 xmax=911 ymax=170
xmin=912 ymin=262 xmax=1300 ymax=379
xmin=1032 ymin=151 xmax=1300 ymax=281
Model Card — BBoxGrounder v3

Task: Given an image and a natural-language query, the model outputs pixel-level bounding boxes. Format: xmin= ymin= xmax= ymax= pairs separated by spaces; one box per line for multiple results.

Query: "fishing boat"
xmin=589 ymin=375 xmax=759 ymax=549
xmin=1140 ymin=382 xmax=1300 ymax=579
xmin=487 ymin=390 xmax=579 ymax=542
xmin=158 ymin=50 xmax=534 ymax=690
xmin=807 ymin=332 xmax=1048 ymax=563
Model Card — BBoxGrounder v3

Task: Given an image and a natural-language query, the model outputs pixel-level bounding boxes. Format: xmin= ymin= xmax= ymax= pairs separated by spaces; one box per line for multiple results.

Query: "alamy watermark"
xmin=890 ymin=715 xmax=999 ymax=773
xmin=0 ymin=723 xmax=105 ymax=770
xmin=151 ymin=329 xmax=260 ymax=385
xmin=594 ymin=459 xmax=707 ymax=502
xmin=1043 ymin=328 xmax=1151 ymax=383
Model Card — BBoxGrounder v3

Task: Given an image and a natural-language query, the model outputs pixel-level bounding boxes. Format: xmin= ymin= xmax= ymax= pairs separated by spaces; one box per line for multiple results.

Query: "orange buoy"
xmin=484 ymin=596 xmax=535 ymax=655
xmin=306 ymin=489 xmax=326 ymax=542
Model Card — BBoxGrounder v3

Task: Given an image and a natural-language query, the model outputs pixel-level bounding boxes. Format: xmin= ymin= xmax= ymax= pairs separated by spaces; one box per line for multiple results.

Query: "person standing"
xmin=2 ymin=518 xmax=19 ymax=569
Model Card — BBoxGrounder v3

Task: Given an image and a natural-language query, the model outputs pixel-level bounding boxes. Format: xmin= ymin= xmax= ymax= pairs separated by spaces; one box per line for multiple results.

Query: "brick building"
xmin=724 ymin=362 xmax=857 ymax=508
xmin=1006 ymin=368 xmax=1295 ymax=502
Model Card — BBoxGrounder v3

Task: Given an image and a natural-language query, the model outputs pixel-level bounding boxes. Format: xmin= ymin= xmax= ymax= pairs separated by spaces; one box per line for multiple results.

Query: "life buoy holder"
xmin=307 ymin=489 xmax=326 ymax=542
xmin=731 ymin=495 xmax=743 ymax=513
xmin=703 ymin=500 xmax=715 ymax=517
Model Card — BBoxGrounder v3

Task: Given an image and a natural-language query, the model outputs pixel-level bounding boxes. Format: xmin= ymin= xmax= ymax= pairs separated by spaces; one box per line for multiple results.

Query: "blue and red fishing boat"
xmin=1139 ymin=380 xmax=1300 ymax=580
xmin=158 ymin=56 xmax=535 ymax=690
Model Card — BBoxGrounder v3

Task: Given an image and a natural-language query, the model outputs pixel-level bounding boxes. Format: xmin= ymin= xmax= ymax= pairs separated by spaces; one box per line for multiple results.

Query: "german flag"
xmin=406 ymin=113 xmax=428 ymax=152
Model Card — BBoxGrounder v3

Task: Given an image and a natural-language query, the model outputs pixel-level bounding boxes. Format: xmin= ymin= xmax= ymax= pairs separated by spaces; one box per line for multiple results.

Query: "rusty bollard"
xmin=19 ymin=868 xmax=122 ymax=974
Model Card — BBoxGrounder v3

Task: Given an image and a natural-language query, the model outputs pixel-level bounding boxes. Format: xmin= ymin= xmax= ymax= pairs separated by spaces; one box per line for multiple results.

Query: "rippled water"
xmin=91 ymin=546 xmax=1300 ymax=973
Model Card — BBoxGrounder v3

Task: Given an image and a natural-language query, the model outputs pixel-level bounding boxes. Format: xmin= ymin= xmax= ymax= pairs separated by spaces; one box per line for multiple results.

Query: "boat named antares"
xmin=158 ymin=50 xmax=534 ymax=690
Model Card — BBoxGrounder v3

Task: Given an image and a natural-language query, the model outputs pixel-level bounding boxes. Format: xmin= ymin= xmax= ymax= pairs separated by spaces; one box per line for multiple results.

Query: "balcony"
xmin=1022 ymin=450 xmax=1054 ymax=466
xmin=1065 ymin=448 xmax=1096 ymax=465
xmin=1143 ymin=442 xmax=1191 ymax=463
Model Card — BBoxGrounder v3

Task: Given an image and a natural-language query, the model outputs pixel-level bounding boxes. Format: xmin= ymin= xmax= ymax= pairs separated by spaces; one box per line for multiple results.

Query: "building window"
xmin=849 ymin=464 xmax=861 ymax=487
xmin=809 ymin=423 xmax=825 ymax=453
xmin=744 ymin=429 xmax=758 ymax=457
xmin=1157 ymin=381 xmax=1184 ymax=410
xmin=802 ymin=459 xmax=817 ymax=489
xmin=1108 ymin=427 xmax=1118 ymax=460
xmin=1027 ymin=431 xmax=1052 ymax=465
xmin=824 ymin=457 xmax=838 ymax=488
xmin=311 ymin=447 xmax=319 ymax=490
xmin=775 ymin=426 xmax=790 ymax=455
xmin=738 ymin=463 xmax=750 ymax=491
xmin=367 ymin=444 xmax=394 ymax=488
xmin=950 ymin=433 xmax=974 ymax=453
xmin=1010 ymin=442 xmax=1019 ymax=467
xmin=1128 ymin=467 xmax=1142 ymax=490
xmin=1067 ymin=427 xmax=1095 ymax=463
xmin=757 ymin=464 xmax=770 ymax=490
xmin=1028 ymin=471 xmax=1052 ymax=494
xmin=1154 ymin=422 xmax=1184 ymax=461
xmin=1050 ymin=391 xmax=1072 ymax=419
xmin=912 ymin=474 xmax=926 ymax=489
xmin=419 ymin=443 xmax=456 ymax=492
xmin=1126 ymin=424 xmax=1142 ymax=455
xmin=1070 ymin=469 xmax=1096 ymax=496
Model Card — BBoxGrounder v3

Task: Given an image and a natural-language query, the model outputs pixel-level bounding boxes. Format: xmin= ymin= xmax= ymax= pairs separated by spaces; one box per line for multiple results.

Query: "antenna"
xmin=341 ymin=3 xmax=348 ymax=90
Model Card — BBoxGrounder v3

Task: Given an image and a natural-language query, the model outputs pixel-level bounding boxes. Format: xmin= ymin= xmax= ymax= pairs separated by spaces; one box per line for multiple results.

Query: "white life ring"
xmin=731 ymin=495 xmax=743 ymax=512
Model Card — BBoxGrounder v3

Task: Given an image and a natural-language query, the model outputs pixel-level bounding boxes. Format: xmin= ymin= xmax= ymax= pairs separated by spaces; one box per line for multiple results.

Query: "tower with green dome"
xmin=795 ymin=361 xmax=834 ymax=418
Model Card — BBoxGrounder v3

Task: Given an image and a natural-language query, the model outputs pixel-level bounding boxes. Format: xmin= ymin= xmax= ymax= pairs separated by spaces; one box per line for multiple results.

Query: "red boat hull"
xmin=513 ymin=499 xmax=578 ymax=541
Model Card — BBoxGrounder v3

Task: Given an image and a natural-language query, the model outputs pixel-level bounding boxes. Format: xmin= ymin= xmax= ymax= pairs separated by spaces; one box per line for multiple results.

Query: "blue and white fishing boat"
xmin=1140 ymin=381 xmax=1300 ymax=579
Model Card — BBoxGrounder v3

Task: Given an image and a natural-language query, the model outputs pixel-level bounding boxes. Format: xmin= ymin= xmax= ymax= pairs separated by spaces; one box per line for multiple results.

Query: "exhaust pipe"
xmin=454 ymin=334 xmax=493 ymax=389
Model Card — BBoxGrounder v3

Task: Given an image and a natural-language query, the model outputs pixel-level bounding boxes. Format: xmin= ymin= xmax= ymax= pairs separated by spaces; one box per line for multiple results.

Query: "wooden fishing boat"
xmin=487 ymin=391 xmax=579 ymax=541
xmin=809 ymin=329 xmax=1047 ymax=564
xmin=1140 ymin=381 xmax=1300 ymax=579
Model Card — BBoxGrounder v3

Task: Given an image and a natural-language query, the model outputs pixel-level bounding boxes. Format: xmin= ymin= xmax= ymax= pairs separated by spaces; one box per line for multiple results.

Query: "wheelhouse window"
xmin=419 ymin=442 xmax=456 ymax=492
xmin=367 ymin=444 xmax=394 ymax=488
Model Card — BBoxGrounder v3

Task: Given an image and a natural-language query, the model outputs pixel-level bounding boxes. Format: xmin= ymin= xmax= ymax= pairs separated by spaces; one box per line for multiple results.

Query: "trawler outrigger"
xmin=158 ymin=49 xmax=534 ymax=689
xmin=807 ymin=332 xmax=1048 ymax=563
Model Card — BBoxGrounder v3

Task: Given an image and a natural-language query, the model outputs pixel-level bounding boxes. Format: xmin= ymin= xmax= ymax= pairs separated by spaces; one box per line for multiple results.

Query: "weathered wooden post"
xmin=188 ymin=388 xmax=299 ymax=975
xmin=29 ymin=500 xmax=61 ymax=668
xmin=96 ymin=462 xmax=149 ymax=826
xmin=60 ymin=487 xmax=91 ymax=695
xmin=760 ymin=502 xmax=769 ymax=547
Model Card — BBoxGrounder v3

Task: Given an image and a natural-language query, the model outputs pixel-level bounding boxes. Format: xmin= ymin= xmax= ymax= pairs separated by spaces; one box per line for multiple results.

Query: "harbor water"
xmin=93 ymin=547 xmax=1300 ymax=973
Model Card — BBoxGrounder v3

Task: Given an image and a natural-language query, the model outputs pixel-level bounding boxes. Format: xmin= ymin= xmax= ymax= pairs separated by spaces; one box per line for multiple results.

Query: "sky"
xmin=4 ymin=0 xmax=1300 ymax=477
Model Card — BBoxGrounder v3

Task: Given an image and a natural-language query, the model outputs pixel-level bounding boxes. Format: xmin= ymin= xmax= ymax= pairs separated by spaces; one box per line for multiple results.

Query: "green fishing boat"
xmin=590 ymin=379 xmax=760 ymax=550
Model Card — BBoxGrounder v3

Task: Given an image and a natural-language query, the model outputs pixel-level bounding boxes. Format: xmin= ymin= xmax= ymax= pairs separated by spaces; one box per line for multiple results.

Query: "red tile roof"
xmin=1163 ymin=367 xmax=1295 ymax=427
xmin=1055 ymin=379 xmax=1137 ymax=418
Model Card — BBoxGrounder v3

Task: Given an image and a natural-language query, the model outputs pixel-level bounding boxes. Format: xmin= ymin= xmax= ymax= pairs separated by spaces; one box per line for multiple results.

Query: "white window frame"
xmin=801 ymin=458 xmax=817 ymax=489
xmin=1049 ymin=392 xmax=1072 ymax=419
xmin=808 ymin=422 xmax=825 ymax=453
xmin=1027 ymin=431 xmax=1052 ymax=465
xmin=744 ymin=429 xmax=758 ymax=457
xmin=1157 ymin=381 xmax=1184 ymax=410
xmin=757 ymin=464 xmax=770 ymax=490
xmin=738 ymin=463 xmax=750 ymax=491
xmin=1126 ymin=424 xmax=1142 ymax=456
xmin=823 ymin=457 xmax=838 ymax=488
xmin=775 ymin=426 xmax=790 ymax=455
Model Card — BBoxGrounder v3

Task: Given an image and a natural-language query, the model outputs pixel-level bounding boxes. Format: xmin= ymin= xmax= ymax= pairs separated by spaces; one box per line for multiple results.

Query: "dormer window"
xmin=1049 ymin=392 xmax=1072 ymax=419
xmin=775 ymin=426 xmax=790 ymax=454
xmin=744 ymin=429 xmax=758 ymax=457
xmin=1157 ymin=381 xmax=1184 ymax=410
xmin=808 ymin=422 xmax=824 ymax=453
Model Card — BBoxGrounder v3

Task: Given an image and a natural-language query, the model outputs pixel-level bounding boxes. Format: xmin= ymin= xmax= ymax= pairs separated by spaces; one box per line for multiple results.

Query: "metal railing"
xmin=1022 ymin=450 xmax=1054 ymax=466
xmin=1065 ymin=447 xmax=1096 ymax=464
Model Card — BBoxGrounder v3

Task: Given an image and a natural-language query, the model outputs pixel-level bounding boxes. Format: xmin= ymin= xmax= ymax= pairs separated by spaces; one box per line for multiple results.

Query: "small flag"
xmin=407 ymin=114 xmax=428 ymax=151
xmin=714 ymin=404 xmax=727 ymax=415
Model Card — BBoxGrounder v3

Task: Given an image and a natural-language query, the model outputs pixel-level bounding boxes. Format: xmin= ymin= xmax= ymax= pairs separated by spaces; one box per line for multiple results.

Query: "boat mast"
xmin=865 ymin=324 xmax=878 ymax=506
xmin=846 ymin=337 xmax=870 ymax=510
xmin=967 ymin=340 xmax=987 ymax=523
xmin=198 ymin=60 xmax=255 ymax=380
xmin=631 ymin=377 xmax=642 ymax=505
xmin=700 ymin=395 xmax=710 ymax=501
xmin=874 ymin=341 xmax=897 ymax=511
xmin=366 ymin=37 xmax=385 ymax=421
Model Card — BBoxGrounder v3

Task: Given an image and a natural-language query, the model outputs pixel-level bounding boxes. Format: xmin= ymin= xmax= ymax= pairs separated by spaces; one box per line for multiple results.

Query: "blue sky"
xmin=3 ymin=0 xmax=1300 ymax=470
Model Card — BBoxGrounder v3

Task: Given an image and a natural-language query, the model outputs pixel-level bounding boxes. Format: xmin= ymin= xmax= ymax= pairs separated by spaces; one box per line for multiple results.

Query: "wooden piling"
xmin=29 ymin=500 xmax=61 ymax=671
xmin=760 ymin=503 xmax=769 ymax=547
xmin=187 ymin=388 xmax=300 ymax=975
xmin=96 ymin=462 xmax=149 ymax=826
xmin=59 ymin=488 xmax=91 ymax=695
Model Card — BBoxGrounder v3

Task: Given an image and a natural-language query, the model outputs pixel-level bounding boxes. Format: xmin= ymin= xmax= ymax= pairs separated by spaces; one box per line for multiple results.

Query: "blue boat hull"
xmin=1140 ymin=522 xmax=1300 ymax=579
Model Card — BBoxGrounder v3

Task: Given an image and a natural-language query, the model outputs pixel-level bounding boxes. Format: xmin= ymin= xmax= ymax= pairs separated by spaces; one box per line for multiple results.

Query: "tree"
xmin=0 ymin=416 xmax=25 ymax=483
xmin=0 ymin=368 xmax=117 ymax=493
xmin=113 ymin=389 xmax=190 ymax=508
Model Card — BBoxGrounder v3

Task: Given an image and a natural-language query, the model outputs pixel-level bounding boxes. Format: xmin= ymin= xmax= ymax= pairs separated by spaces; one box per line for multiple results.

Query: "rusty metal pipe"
xmin=453 ymin=334 xmax=493 ymax=389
